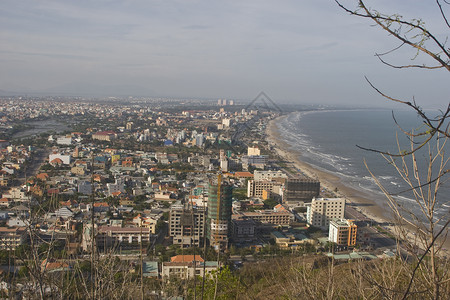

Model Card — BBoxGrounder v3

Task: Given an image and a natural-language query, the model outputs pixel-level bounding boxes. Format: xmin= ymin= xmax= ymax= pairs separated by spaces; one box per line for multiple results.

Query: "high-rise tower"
xmin=207 ymin=179 xmax=233 ymax=251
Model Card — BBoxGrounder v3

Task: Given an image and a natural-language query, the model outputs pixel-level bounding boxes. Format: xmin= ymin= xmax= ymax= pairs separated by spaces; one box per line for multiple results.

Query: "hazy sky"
xmin=1 ymin=0 xmax=448 ymax=107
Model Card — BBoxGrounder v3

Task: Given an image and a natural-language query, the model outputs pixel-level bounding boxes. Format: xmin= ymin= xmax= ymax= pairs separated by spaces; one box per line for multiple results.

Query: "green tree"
xmin=190 ymin=266 xmax=243 ymax=300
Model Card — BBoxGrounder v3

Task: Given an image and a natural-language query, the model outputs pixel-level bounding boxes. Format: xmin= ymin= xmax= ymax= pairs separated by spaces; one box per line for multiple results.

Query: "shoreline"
xmin=266 ymin=113 xmax=450 ymax=255
xmin=266 ymin=114 xmax=392 ymax=224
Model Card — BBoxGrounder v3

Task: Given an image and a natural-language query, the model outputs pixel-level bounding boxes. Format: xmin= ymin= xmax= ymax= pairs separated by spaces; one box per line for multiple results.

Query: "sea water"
xmin=276 ymin=108 xmax=449 ymax=225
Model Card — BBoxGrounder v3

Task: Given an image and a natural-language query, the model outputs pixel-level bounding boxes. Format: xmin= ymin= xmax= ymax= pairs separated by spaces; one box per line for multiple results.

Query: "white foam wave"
xmin=395 ymin=195 xmax=416 ymax=203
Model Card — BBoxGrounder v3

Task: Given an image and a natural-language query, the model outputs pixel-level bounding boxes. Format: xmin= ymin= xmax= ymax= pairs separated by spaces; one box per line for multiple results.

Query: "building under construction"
xmin=283 ymin=177 xmax=320 ymax=205
xmin=169 ymin=202 xmax=206 ymax=248
xmin=207 ymin=180 xmax=233 ymax=251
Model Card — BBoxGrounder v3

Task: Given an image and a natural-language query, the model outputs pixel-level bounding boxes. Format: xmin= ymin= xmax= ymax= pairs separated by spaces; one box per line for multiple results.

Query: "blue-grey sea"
xmin=276 ymin=109 xmax=449 ymax=225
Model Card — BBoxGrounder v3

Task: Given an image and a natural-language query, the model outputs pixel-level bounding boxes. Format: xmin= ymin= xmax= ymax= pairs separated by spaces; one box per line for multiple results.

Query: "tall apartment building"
xmin=169 ymin=203 xmax=206 ymax=247
xmin=207 ymin=181 xmax=233 ymax=251
xmin=306 ymin=197 xmax=346 ymax=229
xmin=283 ymin=178 xmax=320 ymax=204
xmin=328 ymin=219 xmax=357 ymax=247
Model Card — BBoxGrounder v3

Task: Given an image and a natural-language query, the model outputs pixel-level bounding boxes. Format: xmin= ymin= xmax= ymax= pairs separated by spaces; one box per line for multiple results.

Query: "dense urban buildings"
xmin=0 ymin=96 xmax=403 ymax=297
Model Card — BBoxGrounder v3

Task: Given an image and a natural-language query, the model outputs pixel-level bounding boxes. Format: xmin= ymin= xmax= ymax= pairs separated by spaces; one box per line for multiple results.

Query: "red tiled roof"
xmin=51 ymin=158 xmax=63 ymax=164
xmin=170 ymin=255 xmax=204 ymax=263
xmin=95 ymin=131 xmax=116 ymax=135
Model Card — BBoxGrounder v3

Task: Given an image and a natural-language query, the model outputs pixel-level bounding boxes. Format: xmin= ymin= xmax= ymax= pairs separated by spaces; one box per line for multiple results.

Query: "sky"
xmin=0 ymin=0 xmax=449 ymax=108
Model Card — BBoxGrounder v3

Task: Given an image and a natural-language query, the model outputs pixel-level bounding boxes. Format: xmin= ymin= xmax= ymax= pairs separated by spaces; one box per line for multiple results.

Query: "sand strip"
xmin=265 ymin=115 xmax=391 ymax=223
xmin=265 ymin=114 xmax=450 ymax=255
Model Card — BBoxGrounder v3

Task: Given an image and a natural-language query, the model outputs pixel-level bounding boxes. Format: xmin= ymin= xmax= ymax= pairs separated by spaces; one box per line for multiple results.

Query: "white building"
xmin=222 ymin=118 xmax=231 ymax=128
xmin=4 ymin=187 xmax=27 ymax=201
xmin=329 ymin=219 xmax=357 ymax=247
xmin=220 ymin=159 xmax=228 ymax=172
xmin=49 ymin=153 xmax=71 ymax=165
xmin=247 ymin=179 xmax=283 ymax=198
xmin=56 ymin=136 xmax=72 ymax=145
xmin=306 ymin=198 xmax=346 ymax=229
xmin=247 ymin=146 xmax=261 ymax=156
xmin=55 ymin=207 xmax=74 ymax=219
xmin=162 ymin=255 xmax=219 ymax=280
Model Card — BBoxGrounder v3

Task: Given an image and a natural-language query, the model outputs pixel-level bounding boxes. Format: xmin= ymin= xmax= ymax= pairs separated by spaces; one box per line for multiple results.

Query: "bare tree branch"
xmin=335 ymin=0 xmax=450 ymax=71
xmin=436 ymin=0 xmax=450 ymax=28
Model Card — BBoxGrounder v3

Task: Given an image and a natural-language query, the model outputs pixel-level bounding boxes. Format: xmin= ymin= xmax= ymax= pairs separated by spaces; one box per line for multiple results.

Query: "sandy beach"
xmin=266 ymin=115 xmax=392 ymax=224
xmin=265 ymin=114 xmax=450 ymax=255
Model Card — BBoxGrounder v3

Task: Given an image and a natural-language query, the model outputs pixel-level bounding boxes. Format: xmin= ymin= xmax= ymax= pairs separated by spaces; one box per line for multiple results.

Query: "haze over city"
xmin=1 ymin=0 xmax=448 ymax=107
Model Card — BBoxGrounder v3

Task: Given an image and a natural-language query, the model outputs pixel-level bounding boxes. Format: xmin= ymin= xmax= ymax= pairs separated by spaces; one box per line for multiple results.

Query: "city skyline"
xmin=1 ymin=0 xmax=448 ymax=108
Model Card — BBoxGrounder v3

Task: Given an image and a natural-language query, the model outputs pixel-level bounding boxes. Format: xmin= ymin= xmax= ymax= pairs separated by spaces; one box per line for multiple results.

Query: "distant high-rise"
xmin=207 ymin=180 xmax=233 ymax=251
xmin=217 ymin=99 xmax=227 ymax=106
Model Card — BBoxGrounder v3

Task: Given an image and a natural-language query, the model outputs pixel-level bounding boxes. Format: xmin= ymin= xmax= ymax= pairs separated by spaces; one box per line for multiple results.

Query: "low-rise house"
xmin=143 ymin=261 xmax=159 ymax=278
xmin=50 ymin=158 xmax=64 ymax=167
xmin=41 ymin=259 xmax=71 ymax=273
xmin=119 ymin=198 xmax=134 ymax=206
xmin=271 ymin=231 xmax=316 ymax=249
xmin=0 ymin=198 xmax=10 ymax=208
xmin=93 ymin=202 xmax=110 ymax=213
xmin=48 ymin=153 xmax=71 ymax=165
xmin=239 ymin=210 xmax=292 ymax=226
xmin=55 ymin=207 xmax=75 ymax=219
xmin=133 ymin=214 xmax=157 ymax=234
xmin=71 ymin=165 xmax=86 ymax=175
xmin=92 ymin=131 xmax=117 ymax=142
xmin=7 ymin=217 xmax=28 ymax=227
xmin=162 ymin=255 xmax=219 ymax=280
xmin=116 ymin=206 xmax=133 ymax=214
xmin=11 ymin=204 xmax=30 ymax=218
xmin=36 ymin=173 xmax=50 ymax=181
xmin=0 ymin=175 xmax=9 ymax=187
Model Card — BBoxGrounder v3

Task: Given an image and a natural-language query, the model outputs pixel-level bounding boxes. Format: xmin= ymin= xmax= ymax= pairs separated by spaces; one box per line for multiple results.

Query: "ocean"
xmin=276 ymin=108 xmax=449 ymax=226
